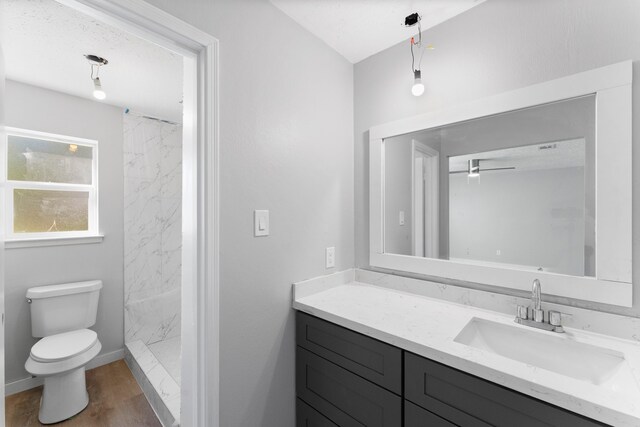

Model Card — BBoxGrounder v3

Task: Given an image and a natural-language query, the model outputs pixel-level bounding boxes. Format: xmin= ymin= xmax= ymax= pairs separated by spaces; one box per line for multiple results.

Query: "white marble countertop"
xmin=293 ymin=276 xmax=640 ymax=426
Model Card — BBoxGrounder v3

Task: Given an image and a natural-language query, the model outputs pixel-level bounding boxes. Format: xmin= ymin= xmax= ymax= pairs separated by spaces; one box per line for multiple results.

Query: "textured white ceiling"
xmin=270 ymin=0 xmax=486 ymax=63
xmin=2 ymin=0 xmax=183 ymax=122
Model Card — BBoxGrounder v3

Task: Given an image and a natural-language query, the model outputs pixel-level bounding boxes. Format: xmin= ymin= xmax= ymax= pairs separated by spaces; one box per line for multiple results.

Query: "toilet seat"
xmin=30 ymin=329 xmax=98 ymax=363
xmin=26 ymin=335 xmax=102 ymax=378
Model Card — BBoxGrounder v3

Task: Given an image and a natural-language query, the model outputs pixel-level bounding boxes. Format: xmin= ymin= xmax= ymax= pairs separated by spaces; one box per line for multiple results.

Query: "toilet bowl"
xmin=25 ymin=329 xmax=102 ymax=424
xmin=25 ymin=281 xmax=102 ymax=424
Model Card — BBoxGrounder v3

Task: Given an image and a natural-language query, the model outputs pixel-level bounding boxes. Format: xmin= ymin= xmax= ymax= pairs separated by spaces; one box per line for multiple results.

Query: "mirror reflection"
xmin=384 ymin=94 xmax=595 ymax=277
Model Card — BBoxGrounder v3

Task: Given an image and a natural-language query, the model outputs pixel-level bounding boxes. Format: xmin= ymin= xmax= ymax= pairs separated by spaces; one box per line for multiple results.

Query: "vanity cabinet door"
xmin=297 ymin=346 xmax=401 ymax=427
xmin=405 ymin=353 xmax=608 ymax=427
xmin=297 ymin=398 xmax=339 ymax=427
xmin=296 ymin=311 xmax=402 ymax=394
xmin=405 ymin=400 xmax=456 ymax=427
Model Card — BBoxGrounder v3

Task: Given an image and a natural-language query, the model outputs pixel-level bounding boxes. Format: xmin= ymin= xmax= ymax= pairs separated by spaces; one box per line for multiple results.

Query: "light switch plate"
xmin=326 ymin=247 xmax=335 ymax=268
xmin=254 ymin=210 xmax=269 ymax=237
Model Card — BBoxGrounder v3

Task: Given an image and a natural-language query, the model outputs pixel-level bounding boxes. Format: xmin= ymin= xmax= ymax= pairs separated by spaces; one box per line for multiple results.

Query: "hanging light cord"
xmin=410 ymin=40 xmax=415 ymax=72
xmin=410 ymin=18 xmax=434 ymax=73
xmin=410 ymin=19 xmax=423 ymax=72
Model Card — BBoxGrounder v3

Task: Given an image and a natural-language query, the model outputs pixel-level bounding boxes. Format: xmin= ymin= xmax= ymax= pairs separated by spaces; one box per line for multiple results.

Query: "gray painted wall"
xmin=383 ymin=139 xmax=413 ymax=255
xmin=4 ymin=80 xmax=124 ymax=384
xmin=132 ymin=1 xmax=355 ymax=426
xmin=355 ymin=0 xmax=640 ymax=316
xmin=0 ymin=28 xmax=6 ymax=406
xmin=449 ymin=167 xmax=586 ymax=276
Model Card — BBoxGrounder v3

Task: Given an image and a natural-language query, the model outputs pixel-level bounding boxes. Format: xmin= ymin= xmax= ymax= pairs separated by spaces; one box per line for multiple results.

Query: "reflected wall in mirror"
xmin=384 ymin=95 xmax=595 ymax=277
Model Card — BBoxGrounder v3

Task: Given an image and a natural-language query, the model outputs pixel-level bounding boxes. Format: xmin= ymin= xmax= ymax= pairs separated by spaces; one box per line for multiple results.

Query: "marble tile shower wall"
xmin=123 ymin=114 xmax=182 ymax=345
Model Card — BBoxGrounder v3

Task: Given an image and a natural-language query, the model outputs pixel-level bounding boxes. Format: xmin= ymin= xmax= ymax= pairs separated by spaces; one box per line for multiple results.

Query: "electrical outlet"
xmin=399 ymin=211 xmax=405 ymax=226
xmin=326 ymin=247 xmax=336 ymax=269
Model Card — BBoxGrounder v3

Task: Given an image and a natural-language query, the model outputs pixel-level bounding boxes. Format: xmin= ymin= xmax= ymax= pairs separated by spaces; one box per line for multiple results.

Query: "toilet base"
xmin=39 ymin=366 xmax=89 ymax=424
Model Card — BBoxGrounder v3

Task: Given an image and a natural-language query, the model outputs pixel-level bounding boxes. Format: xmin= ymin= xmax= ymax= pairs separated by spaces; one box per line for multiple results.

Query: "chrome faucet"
xmin=531 ymin=279 xmax=544 ymax=322
xmin=515 ymin=279 xmax=564 ymax=333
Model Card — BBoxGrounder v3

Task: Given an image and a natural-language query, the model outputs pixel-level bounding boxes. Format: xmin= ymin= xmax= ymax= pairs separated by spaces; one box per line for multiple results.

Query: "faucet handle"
xmin=548 ymin=310 xmax=565 ymax=333
xmin=548 ymin=310 xmax=562 ymax=326
xmin=516 ymin=305 xmax=528 ymax=320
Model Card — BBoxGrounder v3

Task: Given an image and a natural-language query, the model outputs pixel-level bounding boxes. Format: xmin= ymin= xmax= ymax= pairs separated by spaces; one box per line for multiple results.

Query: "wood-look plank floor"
xmin=5 ymin=360 xmax=161 ymax=427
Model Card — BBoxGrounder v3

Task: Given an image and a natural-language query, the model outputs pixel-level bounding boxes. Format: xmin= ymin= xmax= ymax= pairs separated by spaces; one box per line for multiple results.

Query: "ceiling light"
xmin=468 ymin=159 xmax=480 ymax=177
xmin=85 ymin=54 xmax=108 ymax=101
xmin=412 ymin=70 xmax=425 ymax=97
xmin=405 ymin=13 xmax=433 ymax=97
xmin=93 ymin=78 xmax=106 ymax=100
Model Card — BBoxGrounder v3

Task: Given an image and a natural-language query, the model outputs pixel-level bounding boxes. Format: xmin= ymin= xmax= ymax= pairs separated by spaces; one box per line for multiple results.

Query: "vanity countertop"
xmin=293 ymin=274 xmax=640 ymax=427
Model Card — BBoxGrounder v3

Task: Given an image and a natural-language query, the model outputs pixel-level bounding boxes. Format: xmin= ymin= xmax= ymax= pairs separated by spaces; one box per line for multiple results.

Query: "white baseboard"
xmin=5 ymin=348 xmax=125 ymax=396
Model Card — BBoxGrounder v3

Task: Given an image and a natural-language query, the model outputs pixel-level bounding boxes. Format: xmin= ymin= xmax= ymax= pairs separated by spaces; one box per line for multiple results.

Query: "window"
xmin=5 ymin=127 xmax=98 ymax=240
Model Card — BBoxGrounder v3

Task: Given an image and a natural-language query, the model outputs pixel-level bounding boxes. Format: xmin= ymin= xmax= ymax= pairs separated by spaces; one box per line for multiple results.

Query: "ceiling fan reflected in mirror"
xmin=449 ymin=159 xmax=516 ymax=178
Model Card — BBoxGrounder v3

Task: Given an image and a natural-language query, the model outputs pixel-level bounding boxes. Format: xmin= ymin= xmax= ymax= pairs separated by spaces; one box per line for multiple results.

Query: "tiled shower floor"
xmin=125 ymin=339 xmax=181 ymax=426
xmin=148 ymin=336 xmax=181 ymax=385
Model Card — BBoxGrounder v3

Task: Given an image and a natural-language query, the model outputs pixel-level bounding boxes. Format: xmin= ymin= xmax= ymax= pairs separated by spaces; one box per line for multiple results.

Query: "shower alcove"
xmin=122 ymin=112 xmax=182 ymax=426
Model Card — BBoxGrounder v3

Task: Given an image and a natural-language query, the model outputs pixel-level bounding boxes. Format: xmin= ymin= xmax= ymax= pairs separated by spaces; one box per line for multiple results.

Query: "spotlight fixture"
xmin=85 ymin=54 xmax=108 ymax=100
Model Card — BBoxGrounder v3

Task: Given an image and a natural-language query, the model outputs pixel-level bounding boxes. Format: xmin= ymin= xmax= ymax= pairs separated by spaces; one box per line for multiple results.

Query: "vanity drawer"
xmin=405 ymin=400 xmax=456 ymax=427
xmin=405 ymin=352 xmax=607 ymax=427
xmin=296 ymin=311 xmax=402 ymax=394
xmin=297 ymin=398 xmax=339 ymax=427
xmin=297 ymin=346 xmax=401 ymax=427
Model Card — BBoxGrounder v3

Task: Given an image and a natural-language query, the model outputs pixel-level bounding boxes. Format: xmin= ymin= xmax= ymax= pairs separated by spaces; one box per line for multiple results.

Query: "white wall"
xmin=130 ymin=1 xmax=355 ymax=425
xmin=384 ymin=139 xmax=412 ymax=255
xmin=4 ymin=80 xmax=124 ymax=384
xmin=355 ymin=0 xmax=640 ymax=316
xmin=449 ymin=167 xmax=586 ymax=276
xmin=0 ymin=23 xmax=6 ymax=411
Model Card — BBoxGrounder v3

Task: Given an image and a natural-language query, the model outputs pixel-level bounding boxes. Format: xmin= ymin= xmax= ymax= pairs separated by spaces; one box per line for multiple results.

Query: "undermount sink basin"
xmin=454 ymin=317 xmax=625 ymax=385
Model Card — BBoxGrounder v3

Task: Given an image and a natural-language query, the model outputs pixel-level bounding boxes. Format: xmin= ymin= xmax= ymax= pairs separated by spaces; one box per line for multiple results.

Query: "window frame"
xmin=4 ymin=127 xmax=99 ymax=241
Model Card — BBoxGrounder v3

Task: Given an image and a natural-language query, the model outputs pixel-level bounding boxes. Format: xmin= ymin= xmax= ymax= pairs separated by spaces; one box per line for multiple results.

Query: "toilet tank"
xmin=26 ymin=280 xmax=102 ymax=337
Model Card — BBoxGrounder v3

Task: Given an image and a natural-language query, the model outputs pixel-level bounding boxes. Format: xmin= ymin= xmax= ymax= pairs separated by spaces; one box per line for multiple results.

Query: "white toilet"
xmin=24 ymin=280 xmax=103 ymax=424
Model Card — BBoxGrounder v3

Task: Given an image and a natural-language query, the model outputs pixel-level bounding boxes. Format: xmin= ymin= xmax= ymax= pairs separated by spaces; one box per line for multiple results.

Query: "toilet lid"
xmin=31 ymin=329 xmax=98 ymax=363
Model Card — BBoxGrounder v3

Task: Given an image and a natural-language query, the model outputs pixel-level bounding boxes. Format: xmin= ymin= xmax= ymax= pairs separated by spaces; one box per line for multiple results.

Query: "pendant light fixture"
xmin=412 ymin=70 xmax=424 ymax=97
xmin=85 ymin=54 xmax=109 ymax=100
xmin=405 ymin=13 xmax=433 ymax=97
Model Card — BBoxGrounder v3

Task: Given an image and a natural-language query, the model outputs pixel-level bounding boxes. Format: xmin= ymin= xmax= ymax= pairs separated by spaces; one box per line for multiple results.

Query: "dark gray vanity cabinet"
xmin=297 ymin=398 xmax=339 ymax=427
xmin=404 ymin=353 xmax=607 ymax=427
xmin=296 ymin=312 xmax=402 ymax=426
xmin=296 ymin=311 xmax=609 ymax=427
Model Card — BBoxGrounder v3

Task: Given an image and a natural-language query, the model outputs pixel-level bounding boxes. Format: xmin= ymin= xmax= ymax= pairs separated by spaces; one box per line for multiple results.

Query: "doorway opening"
xmin=1 ymin=1 xmax=219 ymax=425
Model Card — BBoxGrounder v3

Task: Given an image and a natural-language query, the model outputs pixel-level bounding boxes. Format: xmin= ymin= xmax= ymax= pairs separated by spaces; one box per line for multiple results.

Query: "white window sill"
xmin=5 ymin=235 xmax=104 ymax=249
